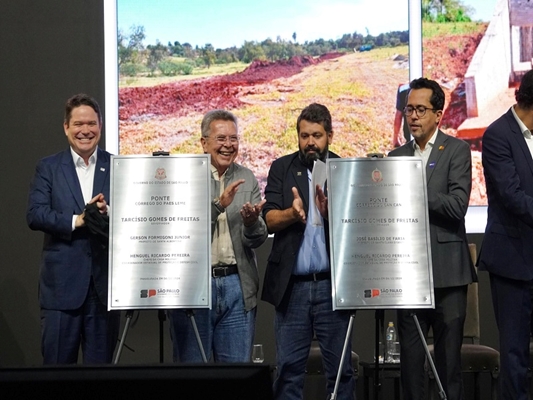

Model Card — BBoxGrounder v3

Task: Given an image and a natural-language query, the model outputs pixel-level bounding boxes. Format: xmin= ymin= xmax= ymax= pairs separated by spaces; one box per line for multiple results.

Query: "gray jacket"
xmin=210 ymin=162 xmax=268 ymax=310
xmin=388 ymin=130 xmax=476 ymax=287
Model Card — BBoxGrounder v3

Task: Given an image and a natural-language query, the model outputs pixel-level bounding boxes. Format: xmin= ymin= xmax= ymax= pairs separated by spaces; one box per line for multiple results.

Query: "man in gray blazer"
xmin=388 ymin=78 xmax=476 ymax=400
xmin=167 ymin=109 xmax=268 ymax=362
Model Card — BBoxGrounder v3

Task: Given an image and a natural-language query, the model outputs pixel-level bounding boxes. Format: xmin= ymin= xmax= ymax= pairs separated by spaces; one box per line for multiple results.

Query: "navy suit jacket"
xmin=27 ymin=147 xmax=111 ymax=310
xmin=388 ymin=130 xmax=476 ymax=288
xmin=261 ymin=151 xmax=339 ymax=307
xmin=478 ymin=108 xmax=533 ymax=280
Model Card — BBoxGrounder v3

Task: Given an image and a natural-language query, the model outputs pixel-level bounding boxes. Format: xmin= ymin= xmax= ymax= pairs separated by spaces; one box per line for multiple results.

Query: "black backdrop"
xmin=0 ymin=0 xmax=498 ymax=397
xmin=0 ymin=0 xmax=108 ymax=366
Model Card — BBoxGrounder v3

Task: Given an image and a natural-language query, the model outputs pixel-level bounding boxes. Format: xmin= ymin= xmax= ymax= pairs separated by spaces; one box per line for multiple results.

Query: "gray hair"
xmin=200 ymin=109 xmax=238 ymax=138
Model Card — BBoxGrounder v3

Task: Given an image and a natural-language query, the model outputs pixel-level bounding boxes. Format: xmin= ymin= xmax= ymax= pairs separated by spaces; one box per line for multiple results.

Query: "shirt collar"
xmin=210 ymin=163 xmax=221 ymax=180
xmin=413 ymin=128 xmax=438 ymax=151
xmin=70 ymin=147 xmax=97 ymax=167
xmin=210 ymin=163 xmax=234 ymax=181
xmin=511 ymin=105 xmax=532 ymax=139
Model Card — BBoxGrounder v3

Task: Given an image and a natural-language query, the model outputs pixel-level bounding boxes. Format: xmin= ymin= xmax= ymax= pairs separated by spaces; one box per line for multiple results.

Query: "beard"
xmin=299 ymin=144 xmax=328 ymax=170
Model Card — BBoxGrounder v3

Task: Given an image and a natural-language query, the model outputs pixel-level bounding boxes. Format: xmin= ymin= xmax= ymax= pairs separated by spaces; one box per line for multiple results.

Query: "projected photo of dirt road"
xmin=117 ymin=0 xmax=530 ymax=206
xmin=119 ymin=48 xmax=410 ymax=194
xmin=116 ymin=0 xmax=410 ymax=196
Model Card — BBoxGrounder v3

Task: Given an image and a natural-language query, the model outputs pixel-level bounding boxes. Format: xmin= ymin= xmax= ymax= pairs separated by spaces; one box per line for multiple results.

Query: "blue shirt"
xmin=293 ymin=170 xmax=330 ymax=275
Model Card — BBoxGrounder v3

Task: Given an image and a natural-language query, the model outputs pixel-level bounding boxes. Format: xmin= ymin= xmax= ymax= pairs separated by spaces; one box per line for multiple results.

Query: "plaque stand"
xmin=114 ymin=310 xmax=134 ymax=364
xmin=327 ymin=311 xmax=386 ymax=400
xmin=411 ymin=312 xmax=447 ymax=400
xmin=112 ymin=151 xmax=209 ymax=365
xmin=328 ymin=312 xmax=446 ymax=400
xmin=113 ymin=310 xmax=168 ymax=364
xmin=372 ymin=310 xmax=385 ymax=399
xmin=329 ymin=312 xmax=356 ymax=400
xmin=186 ymin=310 xmax=208 ymax=362
xmin=158 ymin=310 xmax=166 ymax=362
xmin=113 ymin=309 xmax=208 ymax=364
xmin=325 ymin=156 xmax=444 ymax=399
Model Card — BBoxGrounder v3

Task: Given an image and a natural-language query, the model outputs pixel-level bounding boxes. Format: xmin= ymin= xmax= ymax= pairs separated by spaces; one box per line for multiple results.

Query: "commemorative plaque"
xmin=327 ymin=157 xmax=434 ymax=310
xmin=108 ymin=155 xmax=211 ymax=310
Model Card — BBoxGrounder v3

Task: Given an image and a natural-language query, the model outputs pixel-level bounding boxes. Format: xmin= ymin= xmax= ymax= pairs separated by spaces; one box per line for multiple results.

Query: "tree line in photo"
xmin=117 ymin=0 xmax=475 ymax=78
xmin=117 ymin=25 xmax=409 ymax=78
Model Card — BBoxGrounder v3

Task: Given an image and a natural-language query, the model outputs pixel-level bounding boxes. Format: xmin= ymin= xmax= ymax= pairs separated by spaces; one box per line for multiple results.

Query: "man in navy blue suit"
xmin=478 ymin=69 xmax=533 ymax=400
xmin=27 ymin=94 xmax=119 ymax=364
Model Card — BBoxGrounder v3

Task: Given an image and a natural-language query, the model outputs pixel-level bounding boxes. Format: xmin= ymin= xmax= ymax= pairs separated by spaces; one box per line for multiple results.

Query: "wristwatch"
xmin=213 ymin=198 xmax=225 ymax=213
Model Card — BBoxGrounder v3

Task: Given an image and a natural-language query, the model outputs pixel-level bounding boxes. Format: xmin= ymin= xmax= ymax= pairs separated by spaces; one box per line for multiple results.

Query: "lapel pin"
xmin=100 ymin=167 xmax=106 ymax=172
xmin=297 ymin=171 xmax=302 ymax=176
xmin=438 ymin=145 xmax=444 ymax=150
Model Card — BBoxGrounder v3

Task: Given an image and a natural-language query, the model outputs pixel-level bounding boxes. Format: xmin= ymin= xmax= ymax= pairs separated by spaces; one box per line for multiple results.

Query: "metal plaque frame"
xmin=108 ymin=154 xmax=211 ymax=310
xmin=327 ymin=157 xmax=434 ymax=310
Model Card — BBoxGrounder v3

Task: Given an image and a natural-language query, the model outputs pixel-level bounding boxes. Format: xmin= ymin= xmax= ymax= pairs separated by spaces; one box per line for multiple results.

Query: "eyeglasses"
xmin=210 ymin=135 xmax=239 ymax=145
xmin=403 ymin=105 xmax=436 ymax=117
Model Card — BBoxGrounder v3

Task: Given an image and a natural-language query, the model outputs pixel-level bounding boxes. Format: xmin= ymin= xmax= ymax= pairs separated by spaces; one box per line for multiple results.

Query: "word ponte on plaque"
xmin=108 ymin=154 xmax=212 ymax=311
xmin=327 ymin=157 xmax=434 ymax=310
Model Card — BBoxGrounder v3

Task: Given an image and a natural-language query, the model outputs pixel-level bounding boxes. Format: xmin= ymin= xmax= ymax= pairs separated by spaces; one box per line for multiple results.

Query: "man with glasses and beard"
xmin=262 ymin=103 xmax=355 ymax=400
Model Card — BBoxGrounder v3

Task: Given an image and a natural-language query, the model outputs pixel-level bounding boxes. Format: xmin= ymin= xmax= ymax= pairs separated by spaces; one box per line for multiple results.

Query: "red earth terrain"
xmin=119 ymin=31 xmax=487 ymax=204
xmin=119 ymin=53 xmax=345 ymax=121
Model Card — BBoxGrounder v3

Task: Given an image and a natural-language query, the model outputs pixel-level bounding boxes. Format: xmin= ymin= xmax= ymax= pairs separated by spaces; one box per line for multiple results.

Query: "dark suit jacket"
xmin=478 ymin=108 xmax=533 ymax=280
xmin=388 ymin=130 xmax=476 ymax=288
xmin=261 ymin=151 xmax=339 ymax=307
xmin=27 ymin=147 xmax=111 ymax=310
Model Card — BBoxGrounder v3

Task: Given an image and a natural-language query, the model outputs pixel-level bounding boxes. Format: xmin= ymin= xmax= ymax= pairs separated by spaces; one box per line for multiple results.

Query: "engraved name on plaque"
xmin=109 ymin=155 xmax=211 ymax=310
xmin=327 ymin=157 xmax=434 ymax=310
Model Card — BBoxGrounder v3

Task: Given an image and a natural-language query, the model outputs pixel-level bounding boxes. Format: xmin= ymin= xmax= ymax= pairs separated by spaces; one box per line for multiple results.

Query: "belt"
xmin=212 ymin=265 xmax=238 ymax=278
xmin=291 ymin=272 xmax=331 ymax=282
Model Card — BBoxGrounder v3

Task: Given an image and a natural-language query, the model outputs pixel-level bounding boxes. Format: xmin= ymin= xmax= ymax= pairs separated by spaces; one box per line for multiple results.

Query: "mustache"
xmin=304 ymin=145 xmax=319 ymax=153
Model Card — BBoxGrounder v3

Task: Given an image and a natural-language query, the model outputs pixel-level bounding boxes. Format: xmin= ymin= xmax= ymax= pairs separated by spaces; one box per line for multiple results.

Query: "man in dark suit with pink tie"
xmin=27 ymin=94 xmax=119 ymax=364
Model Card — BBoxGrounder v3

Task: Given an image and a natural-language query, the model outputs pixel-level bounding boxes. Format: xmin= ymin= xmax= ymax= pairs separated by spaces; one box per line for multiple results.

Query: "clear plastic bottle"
xmin=385 ymin=321 xmax=400 ymax=363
